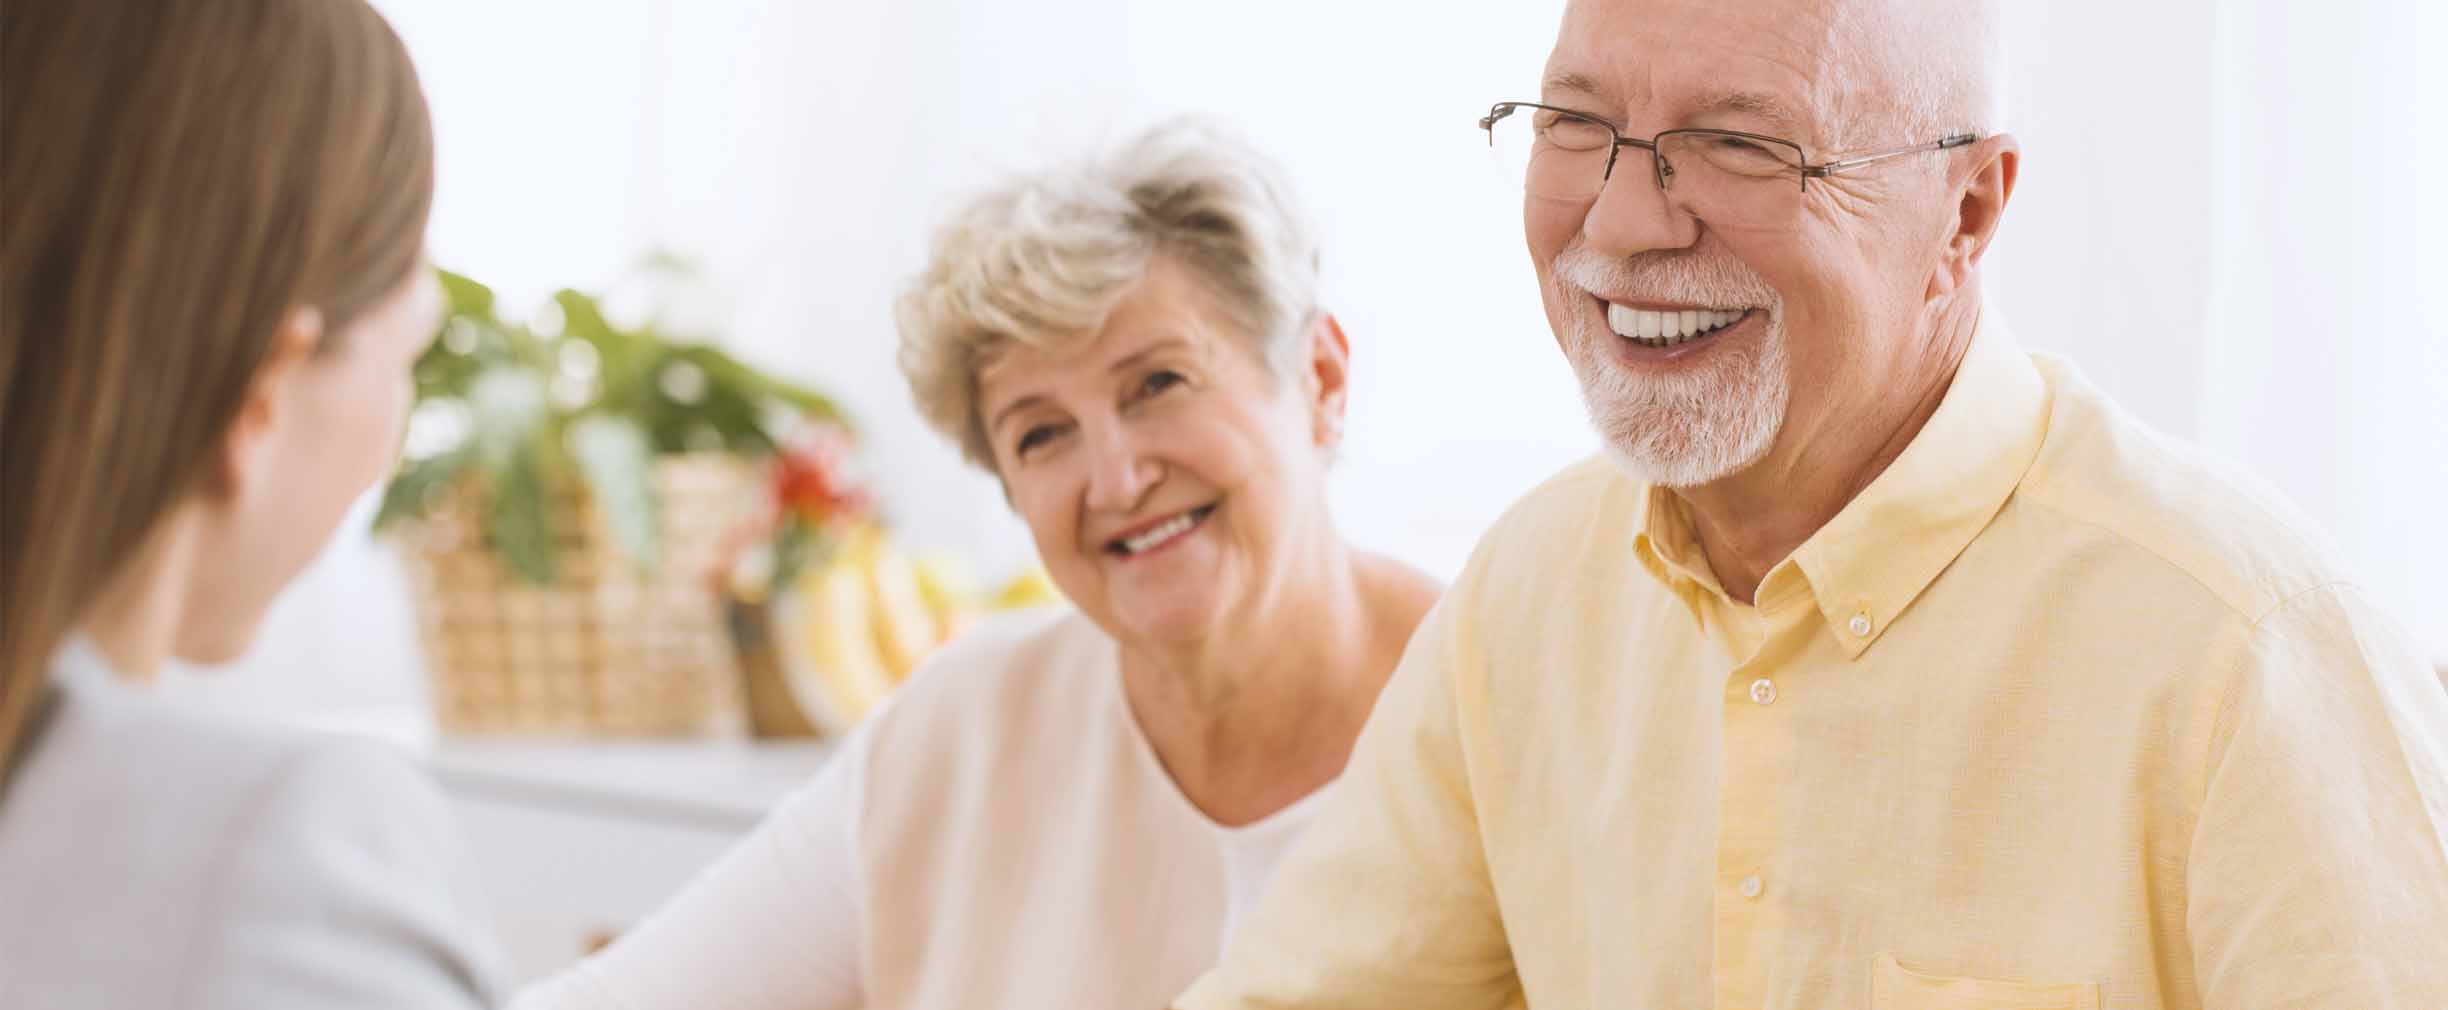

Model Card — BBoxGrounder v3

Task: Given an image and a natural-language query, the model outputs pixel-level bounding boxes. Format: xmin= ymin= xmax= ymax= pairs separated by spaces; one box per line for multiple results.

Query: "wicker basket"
xmin=394 ymin=455 xmax=757 ymax=736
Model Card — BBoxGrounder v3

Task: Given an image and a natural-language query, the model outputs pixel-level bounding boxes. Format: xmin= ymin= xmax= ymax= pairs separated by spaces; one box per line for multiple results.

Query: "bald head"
xmin=1835 ymin=0 xmax=2006 ymax=140
xmin=1550 ymin=0 xmax=2004 ymax=148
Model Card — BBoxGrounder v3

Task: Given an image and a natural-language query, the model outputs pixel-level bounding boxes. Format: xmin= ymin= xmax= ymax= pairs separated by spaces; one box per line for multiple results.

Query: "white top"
xmin=0 ymin=640 xmax=505 ymax=1009
xmin=514 ymin=608 xmax=1335 ymax=1010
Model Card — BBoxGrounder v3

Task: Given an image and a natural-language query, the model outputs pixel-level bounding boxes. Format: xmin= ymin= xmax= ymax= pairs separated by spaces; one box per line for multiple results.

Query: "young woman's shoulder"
xmin=0 ymin=686 xmax=501 ymax=1009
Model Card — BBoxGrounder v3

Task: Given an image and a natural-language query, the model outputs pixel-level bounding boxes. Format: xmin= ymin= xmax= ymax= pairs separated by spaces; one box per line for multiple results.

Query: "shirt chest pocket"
xmin=1871 ymin=953 xmax=2102 ymax=1010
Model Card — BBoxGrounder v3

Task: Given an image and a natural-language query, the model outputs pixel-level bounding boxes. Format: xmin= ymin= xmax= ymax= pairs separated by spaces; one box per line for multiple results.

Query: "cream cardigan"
xmin=515 ymin=607 xmax=1332 ymax=1009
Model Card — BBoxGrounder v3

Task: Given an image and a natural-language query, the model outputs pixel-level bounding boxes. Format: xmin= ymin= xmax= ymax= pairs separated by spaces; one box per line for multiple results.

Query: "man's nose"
xmin=1582 ymin=145 xmax=1702 ymax=258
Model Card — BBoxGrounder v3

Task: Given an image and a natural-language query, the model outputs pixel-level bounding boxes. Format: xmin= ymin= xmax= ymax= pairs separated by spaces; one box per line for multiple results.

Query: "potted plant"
xmin=376 ymin=262 xmax=847 ymax=736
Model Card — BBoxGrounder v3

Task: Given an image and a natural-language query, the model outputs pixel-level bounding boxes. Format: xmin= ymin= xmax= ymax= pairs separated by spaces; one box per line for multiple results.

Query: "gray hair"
xmin=895 ymin=117 xmax=1323 ymax=469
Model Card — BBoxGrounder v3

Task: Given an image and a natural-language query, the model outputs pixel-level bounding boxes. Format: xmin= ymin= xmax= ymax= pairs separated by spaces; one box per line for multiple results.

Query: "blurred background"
xmin=150 ymin=0 xmax=2445 ymax=981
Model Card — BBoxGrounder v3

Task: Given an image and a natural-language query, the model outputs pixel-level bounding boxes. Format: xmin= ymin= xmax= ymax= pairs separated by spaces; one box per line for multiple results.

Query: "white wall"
xmin=179 ymin=0 xmax=2445 ymax=715
xmin=2198 ymin=0 xmax=2448 ymax=650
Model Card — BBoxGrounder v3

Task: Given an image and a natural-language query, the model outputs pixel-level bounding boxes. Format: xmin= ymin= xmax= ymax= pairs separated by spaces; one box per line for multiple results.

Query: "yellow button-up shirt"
xmin=1179 ymin=317 xmax=2448 ymax=1009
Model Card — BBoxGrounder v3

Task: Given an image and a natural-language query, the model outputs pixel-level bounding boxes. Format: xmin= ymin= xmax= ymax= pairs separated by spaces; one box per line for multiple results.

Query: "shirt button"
xmin=1748 ymin=678 xmax=1777 ymax=706
xmin=1738 ymin=874 xmax=1763 ymax=899
xmin=1847 ymin=612 xmax=1873 ymax=637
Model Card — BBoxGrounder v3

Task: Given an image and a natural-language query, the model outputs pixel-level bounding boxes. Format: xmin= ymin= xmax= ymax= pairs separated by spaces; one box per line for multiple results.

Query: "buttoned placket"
xmin=1709 ymin=571 xmax=1817 ymax=1010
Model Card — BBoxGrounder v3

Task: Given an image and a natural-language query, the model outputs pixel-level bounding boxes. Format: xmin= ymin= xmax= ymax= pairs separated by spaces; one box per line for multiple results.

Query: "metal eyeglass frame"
xmin=1479 ymin=101 xmax=1981 ymax=195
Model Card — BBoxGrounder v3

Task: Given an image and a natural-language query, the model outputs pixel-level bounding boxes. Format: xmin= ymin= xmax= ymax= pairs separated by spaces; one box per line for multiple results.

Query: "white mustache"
xmin=1554 ymin=244 xmax=1780 ymax=311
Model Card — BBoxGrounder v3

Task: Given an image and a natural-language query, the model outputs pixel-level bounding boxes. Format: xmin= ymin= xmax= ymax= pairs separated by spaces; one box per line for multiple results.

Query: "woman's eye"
xmin=1139 ymin=369 xmax=1185 ymax=397
xmin=1014 ymin=424 xmax=1058 ymax=456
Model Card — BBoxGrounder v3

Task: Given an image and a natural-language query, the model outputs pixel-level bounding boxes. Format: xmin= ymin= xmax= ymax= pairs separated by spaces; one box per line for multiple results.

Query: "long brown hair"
xmin=0 ymin=0 xmax=435 ymax=780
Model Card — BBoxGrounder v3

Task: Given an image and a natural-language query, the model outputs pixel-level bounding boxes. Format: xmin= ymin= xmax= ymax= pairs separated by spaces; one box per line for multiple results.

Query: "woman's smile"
xmin=1103 ymin=502 xmax=1220 ymax=560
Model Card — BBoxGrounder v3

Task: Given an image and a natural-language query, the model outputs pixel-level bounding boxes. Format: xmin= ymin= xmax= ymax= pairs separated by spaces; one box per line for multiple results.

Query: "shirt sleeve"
xmin=187 ymin=739 xmax=507 ymax=1010
xmin=2186 ymin=583 xmax=2448 ymax=1007
xmin=510 ymin=725 xmax=872 ymax=1010
xmin=1176 ymin=588 xmax=1521 ymax=1010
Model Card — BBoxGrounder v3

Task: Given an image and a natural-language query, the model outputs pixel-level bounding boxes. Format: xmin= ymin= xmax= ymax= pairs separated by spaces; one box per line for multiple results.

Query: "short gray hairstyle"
xmin=895 ymin=117 xmax=1323 ymax=469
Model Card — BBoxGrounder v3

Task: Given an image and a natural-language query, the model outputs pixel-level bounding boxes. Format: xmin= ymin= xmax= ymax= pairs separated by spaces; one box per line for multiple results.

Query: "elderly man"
xmin=1173 ymin=0 xmax=2448 ymax=1007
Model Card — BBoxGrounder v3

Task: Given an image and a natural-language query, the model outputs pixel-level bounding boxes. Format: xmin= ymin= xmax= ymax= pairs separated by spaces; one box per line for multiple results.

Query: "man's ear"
xmin=1929 ymin=134 xmax=2020 ymax=299
xmin=211 ymin=306 xmax=322 ymax=502
xmin=1304 ymin=312 xmax=1352 ymax=449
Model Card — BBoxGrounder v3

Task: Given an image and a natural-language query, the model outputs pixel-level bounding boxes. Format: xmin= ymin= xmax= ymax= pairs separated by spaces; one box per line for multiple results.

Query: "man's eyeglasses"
xmin=1479 ymin=101 xmax=1980 ymax=231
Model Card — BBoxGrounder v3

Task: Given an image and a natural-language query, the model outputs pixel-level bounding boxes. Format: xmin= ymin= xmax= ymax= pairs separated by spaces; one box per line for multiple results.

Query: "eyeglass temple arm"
xmin=1478 ymin=103 xmax=1530 ymax=130
xmin=1804 ymin=133 xmax=1981 ymax=178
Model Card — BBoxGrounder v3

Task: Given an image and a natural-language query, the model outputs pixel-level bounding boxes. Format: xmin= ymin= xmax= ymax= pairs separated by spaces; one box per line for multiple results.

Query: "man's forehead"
xmin=1555 ymin=0 xmax=1844 ymax=47
xmin=1544 ymin=69 xmax=1810 ymax=135
xmin=1546 ymin=0 xmax=1844 ymax=123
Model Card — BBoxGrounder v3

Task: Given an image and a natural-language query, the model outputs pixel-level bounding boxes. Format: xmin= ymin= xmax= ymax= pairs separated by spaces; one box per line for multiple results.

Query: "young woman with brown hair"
xmin=0 ymin=1 xmax=502 ymax=1005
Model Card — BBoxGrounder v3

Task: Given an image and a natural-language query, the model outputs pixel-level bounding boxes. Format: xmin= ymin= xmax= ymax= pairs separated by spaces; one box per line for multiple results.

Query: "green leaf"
xmin=387 ymin=262 xmax=862 ymax=586
xmin=568 ymin=415 xmax=660 ymax=570
xmin=554 ymin=288 xmax=641 ymax=361
xmin=683 ymin=346 xmax=851 ymax=432
xmin=486 ymin=445 xmax=558 ymax=584
xmin=766 ymin=518 xmax=814 ymax=596
xmin=467 ymin=366 xmax=549 ymax=469
xmin=374 ymin=449 xmax=473 ymax=530
xmin=661 ymin=358 xmax=776 ymax=455
xmin=437 ymin=269 xmax=497 ymax=319
xmin=552 ymin=286 xmax=612 ymax=332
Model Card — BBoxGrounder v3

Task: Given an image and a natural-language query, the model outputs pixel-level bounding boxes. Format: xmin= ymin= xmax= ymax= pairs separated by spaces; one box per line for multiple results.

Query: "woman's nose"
xmin=1081 ymin=424 xmax=1160 ymax=513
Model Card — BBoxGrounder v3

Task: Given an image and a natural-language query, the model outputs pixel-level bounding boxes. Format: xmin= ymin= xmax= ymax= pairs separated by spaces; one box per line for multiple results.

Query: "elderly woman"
xmin=513 ymin=119 xmax=1440 ymax=1009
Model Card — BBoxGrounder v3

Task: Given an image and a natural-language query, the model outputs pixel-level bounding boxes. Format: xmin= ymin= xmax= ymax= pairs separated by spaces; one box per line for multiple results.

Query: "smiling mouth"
xmin=1105 ymin=503 xmax=1218 ymax=558
xmin=1604 ymin=301 xmax=1753 ymax=349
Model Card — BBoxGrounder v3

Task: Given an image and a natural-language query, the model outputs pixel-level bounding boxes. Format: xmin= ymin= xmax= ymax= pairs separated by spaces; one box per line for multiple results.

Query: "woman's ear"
xmin=1305 ymin=313 xmax=1351 ymax=449
xmin=211 ymin=306 xmax=323 ymax=502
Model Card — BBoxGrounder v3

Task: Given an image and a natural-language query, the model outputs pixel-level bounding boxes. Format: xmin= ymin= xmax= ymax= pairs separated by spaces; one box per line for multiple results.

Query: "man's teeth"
xmin=1120 ymin=511 xmax=1200 ymax=555
xmin=1607 ymin=304 xmax=1746 ymax=346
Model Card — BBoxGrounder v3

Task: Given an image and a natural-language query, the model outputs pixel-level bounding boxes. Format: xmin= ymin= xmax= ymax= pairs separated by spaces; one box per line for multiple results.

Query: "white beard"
xmin=1551 ymin=245 xmax=1791 ymax=488
xmin=1566 ymin=318 xmax=1788 ymax=487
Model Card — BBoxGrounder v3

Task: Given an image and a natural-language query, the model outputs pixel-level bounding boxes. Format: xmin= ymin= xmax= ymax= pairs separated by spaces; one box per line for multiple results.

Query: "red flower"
xmin=771 ymin=428 xmax=867 ymax=524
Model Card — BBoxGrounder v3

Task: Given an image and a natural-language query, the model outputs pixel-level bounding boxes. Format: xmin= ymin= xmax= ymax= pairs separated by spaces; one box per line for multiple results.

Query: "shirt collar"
xmin=1629 ymin=479 xmax=1721 ymax=597
xmin=1791 ymin=308 xmax=2051 ymax=657
xmin=3 ymin=639 xmax=108 ymax=802
xmin=1630 ymin=308 xmax=2053 ymax=658
xmin=49 ymin=636 xmax=125 ymax=694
